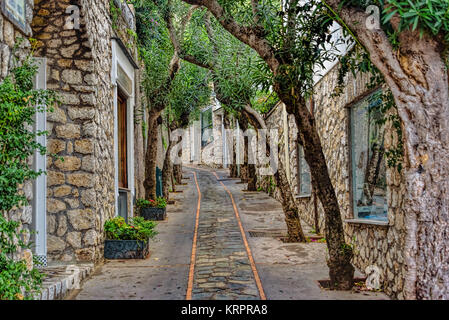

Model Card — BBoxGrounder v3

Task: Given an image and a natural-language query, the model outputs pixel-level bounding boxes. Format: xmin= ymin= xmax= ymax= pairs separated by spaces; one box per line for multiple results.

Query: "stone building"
xmin=0 ymin=0 xmax=145 ymax=267
xmin=183 ymin=93 xmax=228 ymax=168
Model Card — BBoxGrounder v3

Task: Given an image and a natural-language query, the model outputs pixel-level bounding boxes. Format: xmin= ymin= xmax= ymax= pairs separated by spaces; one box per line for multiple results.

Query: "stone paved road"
xmin=189 ymin=169 xmax=261 ymax=300
xmin=70 ymin=165 xmax=389 ymax=300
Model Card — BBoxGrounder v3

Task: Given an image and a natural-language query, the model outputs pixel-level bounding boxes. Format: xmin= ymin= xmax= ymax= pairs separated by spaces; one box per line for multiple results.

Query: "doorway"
xmin=117 ymin=90 xmax=129 ymax=221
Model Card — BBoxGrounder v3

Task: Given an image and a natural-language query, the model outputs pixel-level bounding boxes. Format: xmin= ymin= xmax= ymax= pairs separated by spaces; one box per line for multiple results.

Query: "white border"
xmin=33 ymin=57 xmax=47 ymax=259
xmin=112 ymin=40 xmax=135 ymax=218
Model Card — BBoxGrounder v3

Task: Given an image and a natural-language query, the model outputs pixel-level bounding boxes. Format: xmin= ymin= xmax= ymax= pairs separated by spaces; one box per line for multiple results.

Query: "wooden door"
xmin=118 ymin=92 xmax=128 ymax=189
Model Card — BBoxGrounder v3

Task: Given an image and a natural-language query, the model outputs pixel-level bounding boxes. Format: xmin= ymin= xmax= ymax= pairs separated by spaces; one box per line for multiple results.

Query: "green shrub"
xmin=136 ymin=197 xmax=167 ymax=209
xmin=104 ymin=217 xmax=158 ymax=243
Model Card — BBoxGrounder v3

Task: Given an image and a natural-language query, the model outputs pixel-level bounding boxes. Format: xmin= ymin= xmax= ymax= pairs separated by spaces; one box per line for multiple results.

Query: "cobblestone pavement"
xmin=71 ymin=165 xmax=389 ymax=300
xmin=190 ymin=169 xmax=261 ymax=300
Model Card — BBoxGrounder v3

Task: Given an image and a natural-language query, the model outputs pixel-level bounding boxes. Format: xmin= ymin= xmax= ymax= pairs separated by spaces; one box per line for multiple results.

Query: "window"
xmin=201 ymin=108 xmax=213 ymax=147
xmin=117 ymin=91 xmax=128 ymax=189
xmin=350 ymin=92 xmax=388 ymax=222
xmin=1 ymin=0 xmax=27 ymax=33
xmin=297 ymin=145 xmax=311 ymax=197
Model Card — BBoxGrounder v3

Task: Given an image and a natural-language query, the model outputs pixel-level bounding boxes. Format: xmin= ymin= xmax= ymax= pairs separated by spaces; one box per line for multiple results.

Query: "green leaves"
xmin=0 ymin=45 xmax=55 ymax=300
xmin=0 ymin=58 xmax=56 ymax=212
xmin=382 ymin=0 xmax=449 ymax=41
xmin=136 ymin=197 xmax=167 ymax=208
xmin=104 ymin=217 xmax=158 ymax=242
xmin=167 ymin=60 xmax=211 ymax=126
xmin=133 ymin=0 xmax=211 ymax=125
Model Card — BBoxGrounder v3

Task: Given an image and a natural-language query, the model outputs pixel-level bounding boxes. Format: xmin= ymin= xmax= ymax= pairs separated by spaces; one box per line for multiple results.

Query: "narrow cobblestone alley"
xmin=188 ymin=169 xmax=262 ymax=300
xmin=70 ymin=166 xmax=388 ymax=300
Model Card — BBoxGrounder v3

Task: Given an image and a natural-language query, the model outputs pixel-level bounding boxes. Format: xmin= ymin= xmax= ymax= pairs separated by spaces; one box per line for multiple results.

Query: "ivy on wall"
xmin=0 ymin=39 xmax=57 ymax=300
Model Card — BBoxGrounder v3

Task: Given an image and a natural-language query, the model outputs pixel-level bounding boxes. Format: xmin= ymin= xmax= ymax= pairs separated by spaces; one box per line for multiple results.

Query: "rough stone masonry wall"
xmin=259 ymin=64 xmax=407 ymax=299
xmin=32 ymin=0 xmax=115 ymax=263
xmin=1 ymin=0 xmax=35 ymax=267
xmin=257 ymin=104 xmax=298 ymax=201
xmin=311 ymin=65 xmax=406 ymax=299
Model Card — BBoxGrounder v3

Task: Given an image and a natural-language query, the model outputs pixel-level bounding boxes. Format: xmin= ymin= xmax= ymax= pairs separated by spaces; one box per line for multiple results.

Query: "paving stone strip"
xmin=190 ymin=169 xmax=261 ymax=300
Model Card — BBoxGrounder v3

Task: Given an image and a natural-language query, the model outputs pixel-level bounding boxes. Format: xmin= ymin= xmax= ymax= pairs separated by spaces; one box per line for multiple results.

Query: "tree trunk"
xmin=247 ymin=164 xmax=257 ymax=191
xmin=275 ymin=87 xmax=354 ymax=290
xmin=243 ymin=108 xmax=306 ymax=243
xmin=171 ymin=169 xmax=176 ymax=192
xmin=324 ymin=1 xmax=449 ymax=298
xmin=229 ymin=151 xmax=238 ymax=178
xmin=144 ymin=111 xmax=160 ymax=200
xmin=173 ymin=135 xmax=183 ymax=184
xmin=162 ymin=125 xmax=177 ymax=199
xmin=238 ymin=114 xmax=258 ymax=191
xmin=238 ymin=116 xmax=249 ymax=183
xmin=385 ymin=53 xmax=449 ymax=300
xmin=274 ymin=161 xmax=306 ymax=242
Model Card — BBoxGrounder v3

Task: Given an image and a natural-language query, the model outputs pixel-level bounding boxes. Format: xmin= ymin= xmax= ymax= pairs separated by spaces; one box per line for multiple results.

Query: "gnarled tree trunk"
xmin=326 ymin=0 xmax=449 ymax=299
xmin=238 ymin=116 xmax=249 ymax=183
xmin=239 ymin=114 xmax=257 ymax=191
xmin=162 ymin=123 xmax=178 ymax=199
xmin=247 ymin=163 xmax=257 ymax=191
xmin=173 ymin=135 xmax=183 ymax=184
xmin=144 ymin=110 xmax=161 ymax=200
xmin=275 ymin=87 xmax=354 ymax=289
xmin=244 ymin=107 xmax=307 ymax=243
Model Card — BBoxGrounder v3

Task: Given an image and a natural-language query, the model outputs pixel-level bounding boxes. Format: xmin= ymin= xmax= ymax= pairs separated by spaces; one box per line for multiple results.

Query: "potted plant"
xmin=136 ymin=197 xmax=167 ymax=221
xmin=104 ymin=217 xmax=157 ymax=259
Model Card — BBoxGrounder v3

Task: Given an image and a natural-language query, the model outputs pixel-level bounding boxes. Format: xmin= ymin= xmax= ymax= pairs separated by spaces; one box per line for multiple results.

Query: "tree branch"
xmin=182 ymin=0 xmax=279 ymax=72
xmin=181 ymin=54 xmax=214 ymax=70
xmin=152 ymin=0 xmax=200 ymax=109
xmin=251 ymin=0 xmax=261 ymax=26
xmin=323 ymin=1 xmax=414 ymax=98
xmin=244 ymin=104 xmax=267 ymax=130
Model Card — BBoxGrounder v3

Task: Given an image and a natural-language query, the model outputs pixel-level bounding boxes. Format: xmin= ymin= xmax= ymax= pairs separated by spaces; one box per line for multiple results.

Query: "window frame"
xmin=297 ymin=143 xmax=312 ymax=198
xmin=1 ymin=0 xmax=30 ymax=35
xmin=347 ymin=89 xmax=390 ymax=224
xmin=201 ymin=107 xmax=213 ymax=147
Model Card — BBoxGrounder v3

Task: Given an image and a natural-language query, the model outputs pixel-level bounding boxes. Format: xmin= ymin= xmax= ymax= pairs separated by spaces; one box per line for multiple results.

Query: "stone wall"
xmin=256 ymin=104 xmax=298 ymax=201
xmin=259 ymin=64 xmax=407 ymax=299
xmin=31 ymin=0 xmax=142 ymax=263
xmin=31 ymin=0 xmax=110 ymax=263
xmin=313 ymin=65 xmax=406 ymax=299
xmin=1 ymin=0 xmax=36 ymax=267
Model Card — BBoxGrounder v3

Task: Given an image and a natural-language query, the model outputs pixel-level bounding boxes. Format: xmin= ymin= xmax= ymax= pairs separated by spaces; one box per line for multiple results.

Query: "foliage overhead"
xmin=166 ymin=60 xmax=211 ymax=127
xmin=132 ymin=0 xmax=212 ymax=122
